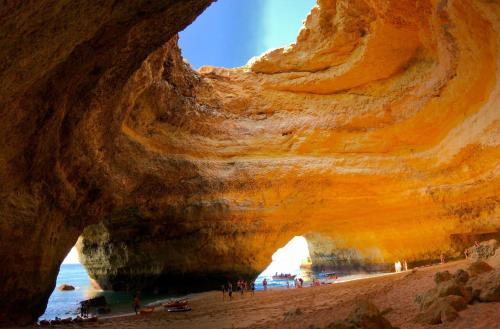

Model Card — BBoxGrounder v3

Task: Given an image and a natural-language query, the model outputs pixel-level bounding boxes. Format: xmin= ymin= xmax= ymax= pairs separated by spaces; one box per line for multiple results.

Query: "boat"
xmin=163 ymin=299 xmax=188 ymax=308
xmin=82 ymin=316 xmax=98 ymax=323
xmin=167 ymin=305 xmax=192 ymax=312
xmin=324 ymin=272 xmax=338 ymax=280
xmin=140 ymin=307 xmax=155 ymax=315
xmin=271 ymin=274 xmax=296 ymax=280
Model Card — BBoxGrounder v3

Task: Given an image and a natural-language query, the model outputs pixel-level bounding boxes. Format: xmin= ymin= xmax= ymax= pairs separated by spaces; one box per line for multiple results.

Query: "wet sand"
xmin=32 ymin=260 xmax=500 ymax=329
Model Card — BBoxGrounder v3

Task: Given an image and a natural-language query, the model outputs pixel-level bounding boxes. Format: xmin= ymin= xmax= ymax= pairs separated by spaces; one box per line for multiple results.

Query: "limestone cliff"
xmin=0 ymin=0 xmax=499 ymax=326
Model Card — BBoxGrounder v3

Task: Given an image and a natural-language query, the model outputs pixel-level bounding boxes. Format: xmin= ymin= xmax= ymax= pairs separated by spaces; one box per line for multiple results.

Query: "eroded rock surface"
xmin=326 ymin=299 xmax=396 ymax=329
xmin=1 ymin=0 xmax=499 ymax=326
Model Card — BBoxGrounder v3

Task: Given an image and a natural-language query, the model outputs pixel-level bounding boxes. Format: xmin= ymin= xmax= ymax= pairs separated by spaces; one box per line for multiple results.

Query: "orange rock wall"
xmin=0 ymin=0 xmax=499 ymax=326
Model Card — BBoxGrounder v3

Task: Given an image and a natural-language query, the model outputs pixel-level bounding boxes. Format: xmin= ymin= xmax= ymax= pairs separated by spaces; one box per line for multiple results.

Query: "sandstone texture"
xmin=467 ymin=239 xmax=499 ymax=262
xmin=416 ymin=249 xmax=500 ymax=325
xmin=0 ymin=0 xmax=499 ymax=326
xmin=325 ymin=299 xmax=397 ymax=329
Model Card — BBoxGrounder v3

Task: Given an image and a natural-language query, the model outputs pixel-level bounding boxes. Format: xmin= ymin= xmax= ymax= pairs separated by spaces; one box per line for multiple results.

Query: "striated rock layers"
xmin=0 ymin=0 xmax=499 ymax=326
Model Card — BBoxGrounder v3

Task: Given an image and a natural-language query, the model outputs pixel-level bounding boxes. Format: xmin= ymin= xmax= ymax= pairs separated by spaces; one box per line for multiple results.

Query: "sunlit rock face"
xmin=0 ymin=0 xmax=499 ymax=326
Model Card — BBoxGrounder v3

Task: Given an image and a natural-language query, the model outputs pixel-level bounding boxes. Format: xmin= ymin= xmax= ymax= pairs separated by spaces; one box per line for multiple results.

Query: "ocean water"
xmin=40 ymin=264 xmax=153 ymax=320
xmin=40 ymin=264 xmax=93 ymax=320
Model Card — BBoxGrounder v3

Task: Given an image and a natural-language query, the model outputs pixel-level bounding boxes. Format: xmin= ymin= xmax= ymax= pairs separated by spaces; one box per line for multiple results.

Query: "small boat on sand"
xmin=163 ymin=299 xmax=188 ymax=308
xmin=167 ymin=306 xmax=191 ymax=312
xmin=140 ymin=307 xmax=155 ymax=315
xmin=323 ymin=272 xmax=338 ymax=280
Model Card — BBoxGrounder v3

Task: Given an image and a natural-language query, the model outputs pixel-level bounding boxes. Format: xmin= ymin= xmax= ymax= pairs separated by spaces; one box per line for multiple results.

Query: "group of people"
xmin=79 ymin=301 xmax=89 ymax=318
xmin=394 ymin=259 xmax=409 ymax=272
xmin=222 ymin=280 xmax=256 ymax=300
xmin=464 ymin=240 xmax=481 ymax=259
xmin=293 ymin=277 xmax=304 ymax=288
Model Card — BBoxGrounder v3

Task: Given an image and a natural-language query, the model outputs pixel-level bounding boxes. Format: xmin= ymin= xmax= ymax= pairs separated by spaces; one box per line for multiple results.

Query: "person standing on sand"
xmin=133 ymin=293 xmax=140 ymax=315
xmin=263 ymin=278 xmax=268 ymax=291
xmin=228 ymin=282 xmax=233 ymax=300
xmin=440 ymin=253 xmax=445 ymax=264
xmin=240 ymin=281 xmax=244 ymax=297
xmin=221 ymin=284 xmax=226 ymax=300
xmin=251 ymin=281 xmax=255 ymax=296
xmin=394 ymin=261 xmax=401 ymax=272
xmin=298 ymin=278 xmax=304 ymax=287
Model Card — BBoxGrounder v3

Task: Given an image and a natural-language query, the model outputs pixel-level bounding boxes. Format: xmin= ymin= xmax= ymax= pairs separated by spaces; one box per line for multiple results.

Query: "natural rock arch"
xmin=0 ymin=0 xmax=499 ymax=326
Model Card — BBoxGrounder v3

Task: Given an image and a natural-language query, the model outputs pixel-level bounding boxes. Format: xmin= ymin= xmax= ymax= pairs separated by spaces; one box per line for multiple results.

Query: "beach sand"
xmin=32 ymin=260 xmax=499 ymax=329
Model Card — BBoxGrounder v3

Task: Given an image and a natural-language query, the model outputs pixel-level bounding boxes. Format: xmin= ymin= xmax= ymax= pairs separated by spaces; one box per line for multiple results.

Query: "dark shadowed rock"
xmin=467 ymin=268 xmax=500 ymax=303
xmin=326 ymin=300 xmax=397 ymax=329
xmin=453 ymin=269 xmax=470 ymax=285
xmin=468 ymin=261 xmax=494 ymax=276
xmin=437 ymin=280 xmax=472 ymax=303
xmin=416 ymin=297 xmax=459 ymax=325
xmin=445 ymin=295 xmax=467 ymax=311
xmin=58 ymin=284 xmax=75 ymax=291
xmin=434 ymin=271 xmax=453 ymax=284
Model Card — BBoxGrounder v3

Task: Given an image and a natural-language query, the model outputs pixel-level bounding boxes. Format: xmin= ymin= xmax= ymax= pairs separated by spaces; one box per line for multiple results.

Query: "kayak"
xmin=83 ymin=316 xmax=98 ymax=322
xmin=140 ymin=307 xmax=155 ymax=315
xmin=167 ymin=306 xmax=192 ymax=312
xmin=163 ymin=300 xmax=188 ymax=308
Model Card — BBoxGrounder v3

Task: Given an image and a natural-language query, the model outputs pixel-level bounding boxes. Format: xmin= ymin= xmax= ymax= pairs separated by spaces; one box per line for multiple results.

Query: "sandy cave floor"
xmin=30 ymin=260 xmax=500 ymax=329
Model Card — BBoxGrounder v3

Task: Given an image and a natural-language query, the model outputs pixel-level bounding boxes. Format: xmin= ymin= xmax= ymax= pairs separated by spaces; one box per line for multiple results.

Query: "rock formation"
xmin=415 ymin=257 xmax=500 ymax=325
xmin=0 ymin=0 xmax=499 ymax=326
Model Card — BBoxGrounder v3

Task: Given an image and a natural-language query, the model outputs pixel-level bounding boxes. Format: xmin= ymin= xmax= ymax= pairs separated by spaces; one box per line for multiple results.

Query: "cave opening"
xmin=178 ymin=0 xmax=316 ymax=69
xmin=256 ymin=236 xmax=313 ymax=289
xmin=39 ymin=246 xmax=94 ymax=321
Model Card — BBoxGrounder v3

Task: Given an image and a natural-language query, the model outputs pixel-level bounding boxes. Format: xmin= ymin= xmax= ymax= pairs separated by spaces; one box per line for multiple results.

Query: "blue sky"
xmin=179 ymin=0 xmax=316 ymax=69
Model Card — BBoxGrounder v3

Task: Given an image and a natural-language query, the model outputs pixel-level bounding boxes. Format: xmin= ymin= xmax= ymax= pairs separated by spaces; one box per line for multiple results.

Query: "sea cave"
xmin=0 ymin=0 xmax=499 ymax=327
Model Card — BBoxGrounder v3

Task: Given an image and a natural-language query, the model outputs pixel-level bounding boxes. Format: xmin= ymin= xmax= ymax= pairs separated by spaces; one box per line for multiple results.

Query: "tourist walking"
xmin=221 ymin=284 xmax=226 ymax=300
xmin=133 ymin=293 xmax=140 ymax=315
xmin=263 ymin=278 xmax=268 ymax=291
xmin=251 ymin=281 xmax=255 ymax=296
